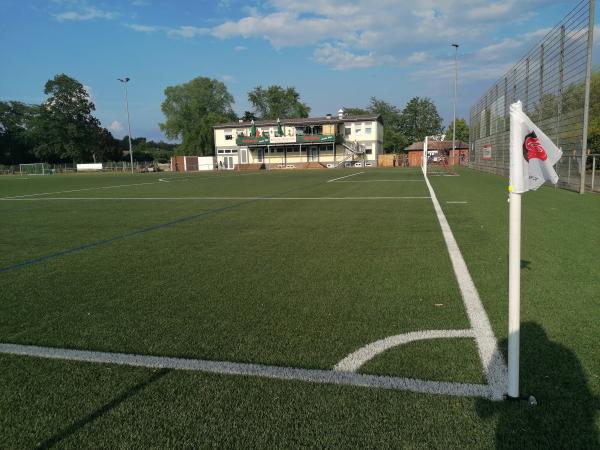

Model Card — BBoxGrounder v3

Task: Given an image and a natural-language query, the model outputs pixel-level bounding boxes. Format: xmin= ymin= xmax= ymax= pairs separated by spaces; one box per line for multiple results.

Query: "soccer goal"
xmin=421 ymin=135 xmax=445 ymax=176
xmin=19 ymin=163 xmax=52 ymax=176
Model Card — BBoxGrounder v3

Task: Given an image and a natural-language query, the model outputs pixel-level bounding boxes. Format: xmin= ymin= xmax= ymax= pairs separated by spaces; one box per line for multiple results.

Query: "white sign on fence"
xmin=76 ymin=163 xmax=103 ymax=171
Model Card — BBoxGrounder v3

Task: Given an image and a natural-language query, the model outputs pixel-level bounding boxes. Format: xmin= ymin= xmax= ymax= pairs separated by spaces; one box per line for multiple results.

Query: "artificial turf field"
xmin=0 ymin=167 xmax=598 ymax=448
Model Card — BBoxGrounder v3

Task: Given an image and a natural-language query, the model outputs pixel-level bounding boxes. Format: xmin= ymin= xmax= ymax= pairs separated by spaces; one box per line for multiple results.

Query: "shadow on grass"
xmin=36 ymin=368 xmax=171 ymax=449
xmin=477 ymin=322 xmax=600 ymax=449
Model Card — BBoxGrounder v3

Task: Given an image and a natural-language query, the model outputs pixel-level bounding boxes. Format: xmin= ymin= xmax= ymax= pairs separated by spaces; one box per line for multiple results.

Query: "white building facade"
xmin=213 ymin=111 xmax=384 ymax=169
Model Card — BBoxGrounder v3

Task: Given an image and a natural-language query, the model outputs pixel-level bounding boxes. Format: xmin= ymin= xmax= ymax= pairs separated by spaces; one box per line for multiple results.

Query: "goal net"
xmin=20 ymin=163 xmax=52 ymax=176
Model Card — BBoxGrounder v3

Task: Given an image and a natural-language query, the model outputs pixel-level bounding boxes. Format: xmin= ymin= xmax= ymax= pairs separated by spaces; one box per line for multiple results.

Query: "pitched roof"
xmin=214 ymin=114 xmax=382 ymax=129
xmin=405 ymin=140 xmax=469 ymax=151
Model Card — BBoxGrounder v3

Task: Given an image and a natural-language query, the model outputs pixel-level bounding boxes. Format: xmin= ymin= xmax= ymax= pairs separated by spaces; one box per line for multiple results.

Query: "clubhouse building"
xmin=212 ymin=109 xmax=384 ymax=170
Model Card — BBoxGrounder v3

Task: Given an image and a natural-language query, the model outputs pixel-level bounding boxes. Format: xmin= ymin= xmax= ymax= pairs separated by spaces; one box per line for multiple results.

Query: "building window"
xmin=355 ymin=126 xmax=362 ymax=135
xmin=365 ymin=148 xmax=373 ymax=155
xmin=224 ymin=129 xmax=233 ymax=140
xmin=345 ymin=127 xmax=351 ymax=136
xmin=365 ymin=127 xmax=372 ymax=135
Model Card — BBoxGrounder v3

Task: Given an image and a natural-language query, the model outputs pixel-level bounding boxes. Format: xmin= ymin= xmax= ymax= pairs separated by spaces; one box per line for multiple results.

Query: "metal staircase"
xmin=335 ymin=140 xmax=366 ymax=167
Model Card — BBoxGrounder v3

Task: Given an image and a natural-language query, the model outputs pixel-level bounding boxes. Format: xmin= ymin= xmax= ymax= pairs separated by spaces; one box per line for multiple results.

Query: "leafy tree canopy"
xmin=33 ymin=73 xmax=103 ymax=162
xmin=399 ymin=97 xmax=443 ymax=143
xmin=445 ymin=118 xmax=470 ymax=143
xmin=248 ymin=85 xmax=310 ymax=120
xmin=160 ymin=76 xmax=236 ymax=156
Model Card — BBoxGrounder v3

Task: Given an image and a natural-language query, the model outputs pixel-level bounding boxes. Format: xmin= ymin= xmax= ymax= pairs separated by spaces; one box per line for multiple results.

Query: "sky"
xmin=0 ymin=0 xmax=598 ymax=141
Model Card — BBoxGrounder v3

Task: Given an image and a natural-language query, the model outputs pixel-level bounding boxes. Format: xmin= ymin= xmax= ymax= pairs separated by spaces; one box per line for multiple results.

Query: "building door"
xmin=309 ymin=146 xmax=319 ymax=161
xmin=240 ymin=148 xmax=248 ymax=164
xmin=257 ymin=149 xmax=264 ymax=163
xmin=223 ymin=156 xmax=234 ymax=170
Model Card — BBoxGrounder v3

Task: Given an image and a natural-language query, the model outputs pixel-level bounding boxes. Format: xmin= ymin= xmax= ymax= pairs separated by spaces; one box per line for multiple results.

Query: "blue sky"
xmin=0 ymin=0 xmax=597 ymax=141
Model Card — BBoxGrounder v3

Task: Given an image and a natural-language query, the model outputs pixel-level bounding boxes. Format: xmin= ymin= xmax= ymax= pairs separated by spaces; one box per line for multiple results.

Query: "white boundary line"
xmin=0 ymin=196 xmax=432 ymax=201
xmin=2 ymin=178 xmax=189 ymax=199
xmin=333 ymin=180 xmax=423 ymax=183
xmin=0 ymin=343 xmax=495 ymax=399
xmin=423 ymin=171 xmax=507 ymax=399
xmin=446 ymin=201 xmax=468 ymax=204
xmin=327 ymin=171 xmax=364 ymax=182
xmin=334 ymin=329 xmax=475 ymax=372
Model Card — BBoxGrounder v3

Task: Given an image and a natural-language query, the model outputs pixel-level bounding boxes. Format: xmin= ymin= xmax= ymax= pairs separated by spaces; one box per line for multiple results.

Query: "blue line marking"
xmin=0 ymin=179 xmax=322 ymax=274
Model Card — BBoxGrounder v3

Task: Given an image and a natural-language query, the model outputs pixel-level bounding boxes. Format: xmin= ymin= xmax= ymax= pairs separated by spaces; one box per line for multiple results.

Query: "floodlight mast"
xmin=451 ymin=44 xmax=459 ymax=159
xmin=118 ymin=77 xmax=134 ymax=174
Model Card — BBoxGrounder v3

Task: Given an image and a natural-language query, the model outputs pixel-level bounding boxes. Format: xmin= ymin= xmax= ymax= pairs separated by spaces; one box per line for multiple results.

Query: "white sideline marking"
xmin=0 ymin=196 xmax=432 ymax=201
xmin=446 ymin=201 xmax=468 ymax=204
xmin=423 ymin=171 xmax=507 ymax=399
xmin=327 ymin=171 xmax=365 ymax=182
xmin=334 ymin=180 xmax=423 ymax=183
xmin=0 ymin=343 xmax=496 ymax=399
xmin=3 ymin=178 xmax=188 ymax=199
xmin=334 ymin=329 xmax=475 ymax=373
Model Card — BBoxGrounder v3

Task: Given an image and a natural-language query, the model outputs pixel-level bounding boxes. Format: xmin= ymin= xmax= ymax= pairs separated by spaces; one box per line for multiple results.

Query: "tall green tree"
xmin=33 ymin=74 xmax=102 ymax=162
xmin=0 ymin=101 xmax=38 ymax=164
xmin=367 ymin=97 xmax=408 ymax=153
xmin=160 ymin=77 xmax=236 ymax=155
xmin=399 ymin=97 xmax=443 ymax=143
xmin=445 ymin=118 xmax=470 ymax=143
xmin=248 ymin=85 xmax=310 ymax=119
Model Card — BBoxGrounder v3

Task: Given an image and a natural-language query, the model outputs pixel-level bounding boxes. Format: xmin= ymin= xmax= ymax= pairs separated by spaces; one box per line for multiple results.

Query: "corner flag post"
xmin=507 ymin=100 xmax=562 ymax=399
xmin=508 ymin=101 xmax=524 ymax=399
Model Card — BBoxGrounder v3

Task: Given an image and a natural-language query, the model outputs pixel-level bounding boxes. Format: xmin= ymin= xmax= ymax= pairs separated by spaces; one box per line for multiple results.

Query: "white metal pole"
xmin=423 ymin=136 xmax=429 ymax=176
xmin=508 ymin=101 xmax=524 ymax=399
xmin=452 ymin=44 xmax=459 ymax=157
xmin=508 ymin=190 xmax=522 ymax=398
xmin=124 ymin=84 xmax=134 ymax=174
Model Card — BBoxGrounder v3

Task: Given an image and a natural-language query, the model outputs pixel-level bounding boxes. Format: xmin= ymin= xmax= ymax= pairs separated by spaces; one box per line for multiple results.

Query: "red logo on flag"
xmin=523 ymin=131 xmax=548 ymax=162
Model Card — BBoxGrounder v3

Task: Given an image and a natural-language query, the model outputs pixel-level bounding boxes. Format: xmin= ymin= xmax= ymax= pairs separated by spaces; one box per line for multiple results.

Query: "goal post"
xmin=19 ymin=163 xmax=52 ymax=176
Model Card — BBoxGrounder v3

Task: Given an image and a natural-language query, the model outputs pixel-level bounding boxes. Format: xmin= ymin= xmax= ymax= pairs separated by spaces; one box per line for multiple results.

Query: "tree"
xmin=241 ymin=111 xmax=257 ymax=122
xmin=33 ymin=74 xmax=103 ymax=162
xmin=344 ymin=107 xmax=369 ymax=116
xmin=445 ymin=118 xmax=470 ymax=143
xmin=0 ymin=101 xmax=38 ymax=164
xmin=248 ymin=85 xmax=310 ymax=119
xmin=399 ymin=97 xmax=443 ymax=143
xmin=160 ymin=77 xmax=236 ymax=155
xmin=367 ymin=97 xmax=408 ymax=153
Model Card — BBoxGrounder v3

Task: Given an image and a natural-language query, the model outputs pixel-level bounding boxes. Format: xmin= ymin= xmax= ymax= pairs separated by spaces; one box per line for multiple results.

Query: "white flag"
xmin=509 ymin=101 xmax=562 ymax=194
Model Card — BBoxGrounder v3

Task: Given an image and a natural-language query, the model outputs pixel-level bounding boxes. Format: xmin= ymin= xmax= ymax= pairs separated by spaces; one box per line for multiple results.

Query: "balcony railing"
xmin=235 ymin=134 xmax=339 ymax=146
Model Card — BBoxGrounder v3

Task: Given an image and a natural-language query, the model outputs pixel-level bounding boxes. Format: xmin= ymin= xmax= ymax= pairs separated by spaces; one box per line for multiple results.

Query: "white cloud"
xmin=110 ymin=120 xmax=124 ymax=133
xmin=313 ymin=43 xmax=380 ymax=70
xmin=54 ymin=7 xmax=116 ymax=21
xmin=234 ymin=45 xmax=247 ymax=51
xmin=406 ymin=52 xmax=428 ymax=64
xmin=205 ymin=0 xmax=567 ymax=74
xmin=127 ymin=23 xmax=158 ymax=33
xmin=222 ymin=74 xmax=236 ymax=83
xmin=167 ymin=26 xmax=210 ymax=39
xmin=213 ymin=12 xmax=334 ymax=47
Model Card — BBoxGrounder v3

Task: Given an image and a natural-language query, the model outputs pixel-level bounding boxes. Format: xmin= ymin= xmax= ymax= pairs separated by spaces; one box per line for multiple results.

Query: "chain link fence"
xmin=469 ymin=0 xmax=595 ymax=193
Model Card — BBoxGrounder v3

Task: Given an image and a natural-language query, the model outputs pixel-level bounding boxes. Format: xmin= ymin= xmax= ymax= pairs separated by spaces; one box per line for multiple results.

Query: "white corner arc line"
xmin=0 ymin=343 xmax=496 ymax=400
xmin=334 ymin=329 xmax=475 ymax=373
xmin=327 ymin=171 xmax=365 ymax=182
xmin=423 ymin=171 xmax=507 ymax=399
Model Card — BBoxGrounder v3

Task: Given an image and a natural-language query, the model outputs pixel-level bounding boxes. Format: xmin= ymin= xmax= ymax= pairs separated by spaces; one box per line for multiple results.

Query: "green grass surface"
xmin=1 ymin=167 xmax=599 ymax=448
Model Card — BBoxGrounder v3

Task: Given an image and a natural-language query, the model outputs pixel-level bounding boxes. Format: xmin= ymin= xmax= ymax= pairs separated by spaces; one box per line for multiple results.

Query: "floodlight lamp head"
xmin=451 ymin=43 xmax=459 ymax=48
